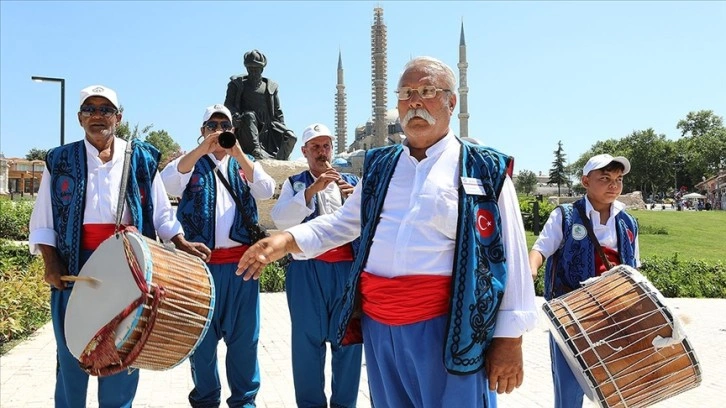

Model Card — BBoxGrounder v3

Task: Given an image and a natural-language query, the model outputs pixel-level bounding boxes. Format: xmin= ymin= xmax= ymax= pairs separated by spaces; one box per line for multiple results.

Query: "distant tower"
xmin=335 ymin=50 xmax=347 ymax=154
xmin=458 ymin=20 xmax=470 ymax=139
xmin=371 ymin=7 xmax=388 ymax=148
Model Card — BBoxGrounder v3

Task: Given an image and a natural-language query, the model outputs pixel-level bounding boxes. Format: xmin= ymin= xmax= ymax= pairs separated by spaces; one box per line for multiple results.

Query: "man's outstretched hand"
xmin=236 ymin=232 xmax=299 ymax=280
xmin=485 ymin=336 xmax=525 ymax=394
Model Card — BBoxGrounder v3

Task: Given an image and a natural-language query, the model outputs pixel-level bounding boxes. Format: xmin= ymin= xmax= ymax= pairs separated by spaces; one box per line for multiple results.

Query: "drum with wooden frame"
xmin=64 ymin=230 xmax=215 ymax=376
xmin=542 ymin=265 xmax=701 ymax=408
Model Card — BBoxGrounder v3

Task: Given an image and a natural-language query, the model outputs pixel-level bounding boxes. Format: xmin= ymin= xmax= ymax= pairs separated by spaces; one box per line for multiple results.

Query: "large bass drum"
xmin=65 ymin=231 xmax=215 ymax=376
xmin=542 ymin=265 xmax=701 ymax=408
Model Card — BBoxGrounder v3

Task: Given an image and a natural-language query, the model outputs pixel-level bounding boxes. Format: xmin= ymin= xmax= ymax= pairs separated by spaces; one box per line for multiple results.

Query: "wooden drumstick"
xmin=60 ymin=275 xmax=102 ymax=287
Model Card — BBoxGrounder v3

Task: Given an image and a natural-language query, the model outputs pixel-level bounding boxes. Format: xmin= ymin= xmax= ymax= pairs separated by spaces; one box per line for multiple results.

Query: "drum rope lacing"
xmin=550 ymin=269 xmax=699 ymax=408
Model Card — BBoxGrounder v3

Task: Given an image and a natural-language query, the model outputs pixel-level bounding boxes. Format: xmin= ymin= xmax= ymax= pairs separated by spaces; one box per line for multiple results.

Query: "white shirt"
xmin=161 ymin=154 xmax=275 ymax=249
xmin=271 ymin=171 xmax=345 ymax=260
xmin=288 ymin=132 xmax=538 ymax=337
xmin=532 ymin=195 xmax=641 ymax=266
xmin=29 ymin=138 xmax=183 ymax=254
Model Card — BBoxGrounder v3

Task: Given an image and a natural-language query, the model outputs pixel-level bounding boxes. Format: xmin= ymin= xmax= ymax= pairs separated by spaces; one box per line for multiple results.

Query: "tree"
xmin=116 ymin=121 xmax=153 ymax=141
xmin=572 ymin=138 xmax=625 ymax=177
xmin=112 ymin=105 xmax=182 ymax=170
xmin=114 ymin=105 xmax=153 ymax=141
xmin=677 ymin=110 xmax=723 ymax=138
xmin=676 ymin=111 xmax=726 ymax=186
xmin=25 ymin=148 xmax=48 ymax=161
xmin=619 ymin=129 xmax=673 ymax=196
xmin=548 ymin=140 xmax=568 ymax=196
xmin=146 ymin=130 xmax=182 ymax=170
xmin=515 ymin=169 xmax=538 ymax=196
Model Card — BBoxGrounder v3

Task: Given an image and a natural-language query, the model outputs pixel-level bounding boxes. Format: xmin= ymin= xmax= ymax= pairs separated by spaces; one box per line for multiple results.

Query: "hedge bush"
xmin=518 ymin=197 xmax=556 ymax=232
xmin=0 ymin=199 xmax=33 ymax=241
xmin=0 ymin=241 xmax=50 ymax=349
xmin=533 ymin=255 xmax=725 ymax=299
xmin=260 ymin=259 xmax=287 ymax=293
xmin=640 ymin=255 xmax=726 ymax=298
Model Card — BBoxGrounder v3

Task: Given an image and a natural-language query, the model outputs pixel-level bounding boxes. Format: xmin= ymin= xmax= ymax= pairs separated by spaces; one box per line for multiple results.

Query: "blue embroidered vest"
xmin=176 ymin=155 xmax=258 ymax=248
xmin=45 ymin=139 xmax=159 ymax=274
xmin=288 ymin=171 xmax=360 ymax=224
xmin=288 ymin=170 xmax=361 ymax=256
xmin=335 ymin=141 xmax=512 ymax=375
xmin=543 ymin=197 xmax=638 ymax=300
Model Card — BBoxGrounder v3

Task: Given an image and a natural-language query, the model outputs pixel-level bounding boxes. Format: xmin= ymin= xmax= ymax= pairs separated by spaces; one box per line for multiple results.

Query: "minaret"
xmin=371 ymin=7 xmax=388 ymax=148
xmin=457 ymin=20 xmax=470 ymax=139
xmin=335 ymin=50 xmax=347 ymax=153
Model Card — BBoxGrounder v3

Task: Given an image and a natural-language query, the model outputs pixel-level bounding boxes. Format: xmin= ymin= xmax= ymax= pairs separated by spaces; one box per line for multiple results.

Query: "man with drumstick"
xmin=270 ymin=123 xmax=362 ymax=408
xmin=529 ymin=153 xmax=640 ymax=408
xmin=161 ymin=104 xmax=275 ymax=408
xmin=28 ymin=84 xmax=211 ymax=408
xmin=236 ymin=56 xmax=538 ymax=407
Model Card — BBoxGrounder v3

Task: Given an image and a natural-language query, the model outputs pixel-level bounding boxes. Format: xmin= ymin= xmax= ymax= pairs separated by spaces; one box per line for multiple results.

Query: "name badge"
xmin=461 ymin=177 xmax=487 ymax=196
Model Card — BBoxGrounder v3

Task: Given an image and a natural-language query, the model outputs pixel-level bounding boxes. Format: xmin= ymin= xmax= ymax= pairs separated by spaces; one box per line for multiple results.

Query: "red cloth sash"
xmin=595 ymin=246 xmax=621 ymax=275
xmin=360 ymin=272 xmax=451 ymax=326
xmin=81 ymin=224 xmax=126 ymax=251
xmin=208 ymin=245 xmax=249 ymax=265
xmin=315 ymin=244 xmax=354 ymax=263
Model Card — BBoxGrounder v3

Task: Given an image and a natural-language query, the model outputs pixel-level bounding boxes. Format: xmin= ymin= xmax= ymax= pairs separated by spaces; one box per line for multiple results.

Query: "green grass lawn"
xmin=526 ymin=210 xmax=725 ymax=263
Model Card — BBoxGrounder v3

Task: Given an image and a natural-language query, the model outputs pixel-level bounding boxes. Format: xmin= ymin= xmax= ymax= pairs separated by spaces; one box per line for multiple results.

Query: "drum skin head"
xmin=65 ymin=233 xmax=150 ymax=360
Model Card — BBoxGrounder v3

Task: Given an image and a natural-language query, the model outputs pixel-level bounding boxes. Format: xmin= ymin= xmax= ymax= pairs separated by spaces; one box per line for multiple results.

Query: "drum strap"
xmin=575 ymin=204 xmax=614 ymax=271
xmin=215 ymin=168 xmax=270 ymax=244
xmin=115 ymin=138 xmax=134 ymax=234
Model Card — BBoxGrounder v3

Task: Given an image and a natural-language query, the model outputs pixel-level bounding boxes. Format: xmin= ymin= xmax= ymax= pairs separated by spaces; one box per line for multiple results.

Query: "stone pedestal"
xmin=256 ymin=159 xmax=310 ymax=229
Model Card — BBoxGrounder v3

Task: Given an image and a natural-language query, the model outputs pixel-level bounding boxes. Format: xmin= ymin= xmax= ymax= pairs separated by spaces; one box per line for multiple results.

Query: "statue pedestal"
xmin=256 ymin=159 xmax=310 ymax=229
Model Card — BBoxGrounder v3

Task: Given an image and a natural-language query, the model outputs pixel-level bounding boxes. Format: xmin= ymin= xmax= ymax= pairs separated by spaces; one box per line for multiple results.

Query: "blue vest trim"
xmin=176 ymin=155 xmax=258 ymax=248
xmin=288 ymin=171 xmax=359 ymax=224
xmin=288 ymin=170 xmax=361 ymax=255
xmin=335 ymin=141 xmax=512 ymax=374
xmin=543 ymin=197 xmax=639 ymax=300
xmin=46 ymin=139 xmax=159 ymax=274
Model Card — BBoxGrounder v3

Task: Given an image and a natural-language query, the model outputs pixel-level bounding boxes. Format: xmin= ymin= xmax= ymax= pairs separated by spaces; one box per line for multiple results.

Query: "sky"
xmin=1 ymin=1 xmax=725 ymax=174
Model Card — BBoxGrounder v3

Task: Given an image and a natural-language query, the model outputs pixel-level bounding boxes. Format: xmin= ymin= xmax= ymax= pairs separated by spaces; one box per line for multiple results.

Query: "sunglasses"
xmin=204 ymin=120 xmax=233 ymax=131
xmin=79 ymin=105 xmax=118 ymax=117
xmin=396 ymin=86 xmax=450 ymax=100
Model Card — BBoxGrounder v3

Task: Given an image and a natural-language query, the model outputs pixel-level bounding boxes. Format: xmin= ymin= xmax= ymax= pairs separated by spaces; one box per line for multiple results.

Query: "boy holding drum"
xmin=529 ymin=153 xmax=641 ymax=408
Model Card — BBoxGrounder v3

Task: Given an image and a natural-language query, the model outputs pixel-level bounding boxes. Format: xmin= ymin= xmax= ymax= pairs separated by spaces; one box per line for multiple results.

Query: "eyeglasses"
xmin=79 ymin=105 xmax=118 ymax=117
xmin=396 ymin=86 xmax=450 ymax=100
xmin=204 ymin=120 xmax=233 ymax=131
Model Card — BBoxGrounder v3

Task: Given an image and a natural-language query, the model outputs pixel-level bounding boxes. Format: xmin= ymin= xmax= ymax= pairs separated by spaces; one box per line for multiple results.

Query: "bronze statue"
xmin=224 ymin=49 xmax=296 ymax=160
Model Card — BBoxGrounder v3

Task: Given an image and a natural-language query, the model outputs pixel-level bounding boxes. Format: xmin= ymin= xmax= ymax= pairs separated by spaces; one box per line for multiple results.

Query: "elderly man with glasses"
xmin=161 ymin=104 xmax=275 ymax=408
xmin=29 ymin=84 xmax=210 ymax=408
xmin=236 ymin=56 xmax=538 ymax=407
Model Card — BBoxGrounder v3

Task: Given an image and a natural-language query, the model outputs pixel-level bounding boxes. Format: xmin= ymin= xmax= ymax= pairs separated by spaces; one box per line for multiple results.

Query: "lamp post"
xmin=31 ymin=76 xmax=65 ymax=146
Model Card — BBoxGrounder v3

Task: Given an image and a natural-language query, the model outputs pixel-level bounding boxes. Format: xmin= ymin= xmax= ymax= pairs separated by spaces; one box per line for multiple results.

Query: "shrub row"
xmin=533 ymin=255 xmax=725 ymax=299
xmin=0 ymin=199 xmax=33 ymax=241
xmin=0 ymin=241 xmax=50 ymax=348
xmin=518 ymin=197 xmax=557 ymax=232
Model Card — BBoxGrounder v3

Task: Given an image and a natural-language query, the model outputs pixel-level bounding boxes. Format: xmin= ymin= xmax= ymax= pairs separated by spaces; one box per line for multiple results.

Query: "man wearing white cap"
xmin=161 ymin=104 xmax=275 ymax=408
xmin=29 ymin=85 xmax=210 ymax=407
xmin=238 ymin=57 xmax=538 ymax=408
xmin=270 ymin=123 xmax=362 ymax=408
xmin=529 ymin=153 xmax=640 ymax=408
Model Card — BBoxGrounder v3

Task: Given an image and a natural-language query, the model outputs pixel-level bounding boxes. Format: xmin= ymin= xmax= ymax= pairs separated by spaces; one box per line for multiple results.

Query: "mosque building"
xmin=335 ymin=7 xmax=470 ymax=154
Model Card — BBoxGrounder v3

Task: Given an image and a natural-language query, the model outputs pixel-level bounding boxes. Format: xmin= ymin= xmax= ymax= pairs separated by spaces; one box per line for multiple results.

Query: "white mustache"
xmin=401 ymin=108 xmax=436 ymax=126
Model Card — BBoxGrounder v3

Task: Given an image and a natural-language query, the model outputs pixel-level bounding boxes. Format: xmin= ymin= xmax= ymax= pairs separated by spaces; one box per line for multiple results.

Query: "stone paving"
xmin=1 ymin=294 xmax=723 ymax=407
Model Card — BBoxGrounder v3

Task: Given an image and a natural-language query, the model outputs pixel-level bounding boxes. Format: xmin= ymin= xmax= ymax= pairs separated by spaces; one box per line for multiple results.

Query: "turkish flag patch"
xmin=476 ymin=208 xmax=495 ymax=239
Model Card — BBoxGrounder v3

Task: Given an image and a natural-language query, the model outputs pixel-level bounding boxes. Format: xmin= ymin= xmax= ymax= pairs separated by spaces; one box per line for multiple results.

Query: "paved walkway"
xmin=1 ymin=294 xmax=723 ymax=407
